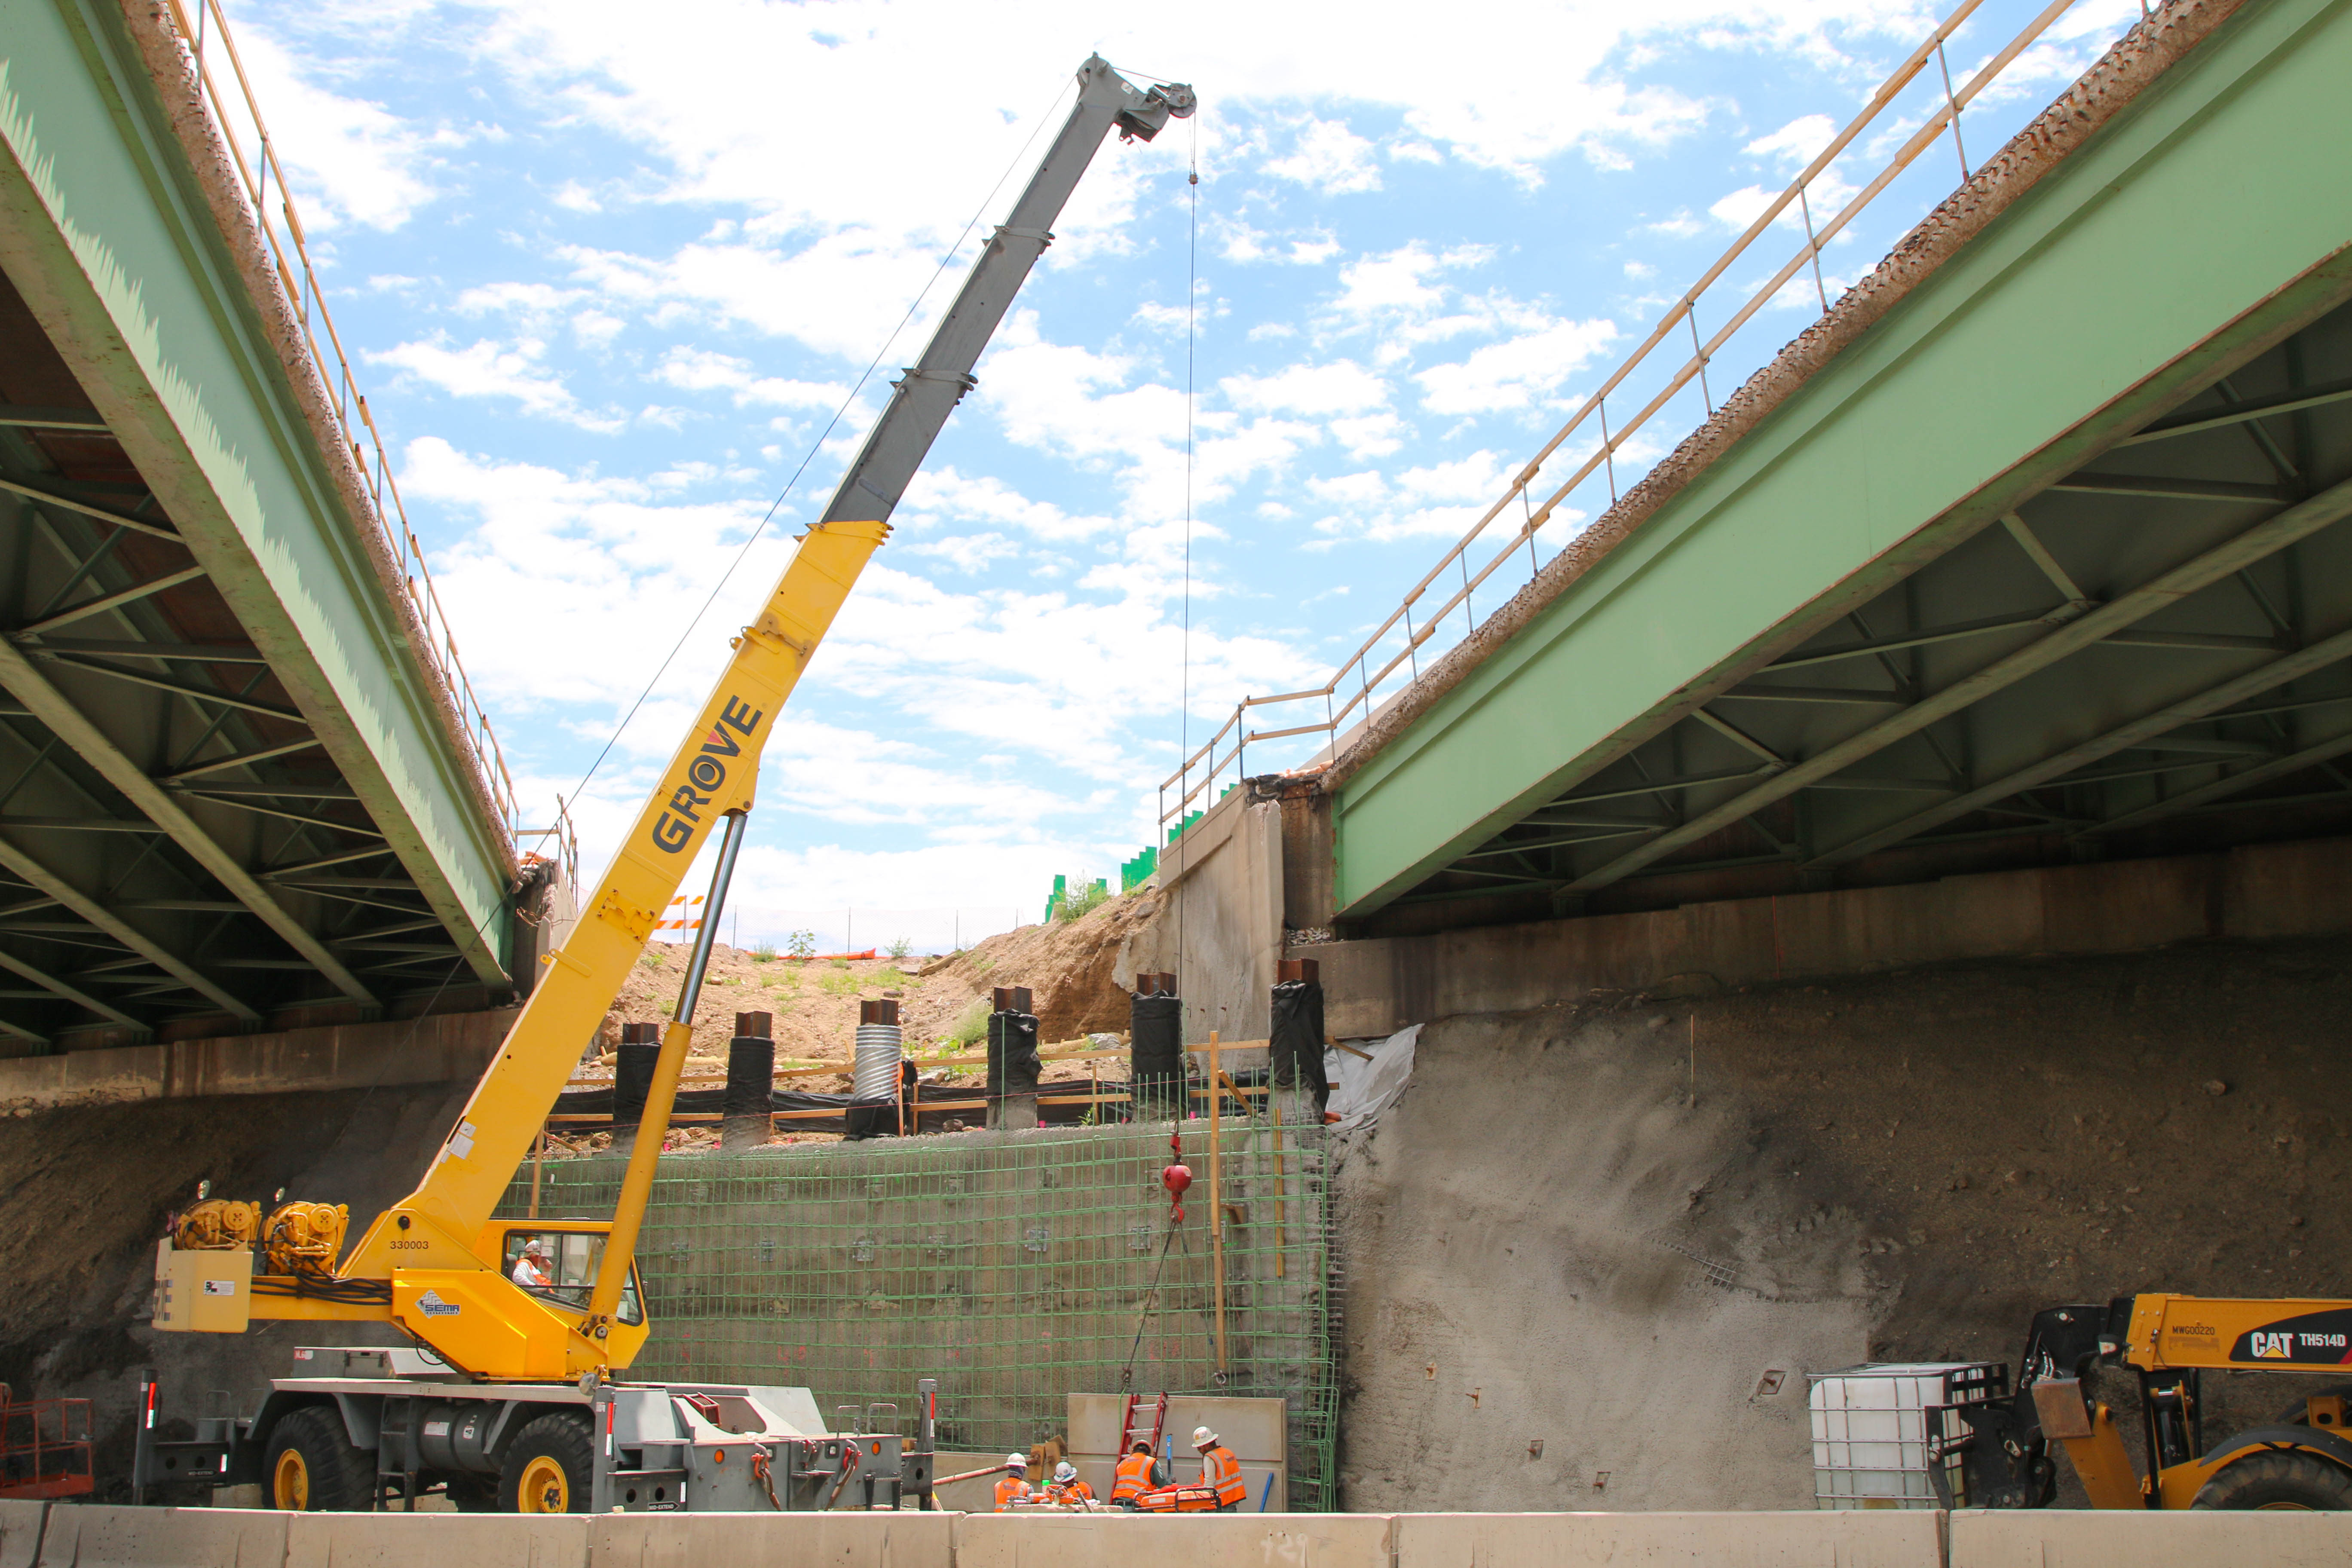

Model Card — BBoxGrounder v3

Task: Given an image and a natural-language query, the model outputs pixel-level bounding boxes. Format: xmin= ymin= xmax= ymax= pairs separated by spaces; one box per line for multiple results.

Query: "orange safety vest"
xmin=1200 ymin=1446 xmax=1248 ymax=1509
xmin=1049 ymin=1479 xmax=1094 ymax=1505
xmin=1111 ymin=1452 xmax=1155 ymax=1502
xmin=994 ymin=1475 xmax=1031 ymax=1511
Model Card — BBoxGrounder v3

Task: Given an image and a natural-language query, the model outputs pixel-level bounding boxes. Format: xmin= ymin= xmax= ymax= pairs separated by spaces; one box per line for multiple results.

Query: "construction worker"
xmin=992 ymin=1453 xmax=1031 ymax=1511
xmin=509 ymin=1238 xmax=551 ymax=1289
xmin=1045 ymin=1460 xmax=1093 ymax=1507
xmin=1110 ymin=1439 xmax=1155 ymax=1507
xmin=1193 ymin=1425 xmax=1248 ymax=1511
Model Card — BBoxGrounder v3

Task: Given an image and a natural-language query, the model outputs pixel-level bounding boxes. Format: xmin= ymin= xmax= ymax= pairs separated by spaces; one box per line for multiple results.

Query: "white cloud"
xmin=1221 ymin=360 xmax=1389 ymax=416
xmin=368 ymin=336 xmax=620 ymax=429
xmin=1415 ymin=317 xmax=1619 ymax=415
xmin=1263 ymin=121 xmax=1383 ymax=195
xmin=207 ymin=23 xmax=445 ymax=230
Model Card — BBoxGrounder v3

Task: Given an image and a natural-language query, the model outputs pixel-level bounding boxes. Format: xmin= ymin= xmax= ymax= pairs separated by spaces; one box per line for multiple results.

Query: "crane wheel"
xmin=499 ymin=1413 xmax=593 ymax=1514
xmin=2191 ymin=1450 xmax=2352 ymax=1510
xmin=263 ymin=1407 xmax=377 ymax=1511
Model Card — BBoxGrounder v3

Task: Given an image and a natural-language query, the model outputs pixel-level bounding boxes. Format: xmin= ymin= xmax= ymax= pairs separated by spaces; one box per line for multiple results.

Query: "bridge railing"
xmin=1161 ymin=0 xmax=2114 ymax=835
xmin=158 ymin=0 xmax=524 ymax=843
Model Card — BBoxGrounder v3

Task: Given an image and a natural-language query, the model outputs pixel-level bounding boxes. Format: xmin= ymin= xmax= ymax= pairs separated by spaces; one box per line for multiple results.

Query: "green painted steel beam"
xmin=1334 ymin=0 xmax=2352 ymax=917
xmin=0 ymin=0 xmax=511 ymax=980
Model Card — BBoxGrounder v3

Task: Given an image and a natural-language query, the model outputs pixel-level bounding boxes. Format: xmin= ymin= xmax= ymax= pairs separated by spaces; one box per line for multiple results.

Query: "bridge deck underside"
xmin=0 ymin=277 xmax=501 ymax=1043
xmin=1332 ymin=0 xmax=2352 ymax=933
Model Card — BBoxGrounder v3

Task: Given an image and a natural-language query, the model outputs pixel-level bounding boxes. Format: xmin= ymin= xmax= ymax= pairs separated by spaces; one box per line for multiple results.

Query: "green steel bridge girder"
xmin=0 ymin=0 xmax=511 ymax=980
xmin=1333 ymin=0 xmax=2352 ymax=919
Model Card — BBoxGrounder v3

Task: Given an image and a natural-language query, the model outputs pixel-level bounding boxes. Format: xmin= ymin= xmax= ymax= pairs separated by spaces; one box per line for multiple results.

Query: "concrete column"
xmin=610 ymin=1023 xmax=659 ymax=1158
xmin=723 ymin=1011 xmax=774 ymax=1152
xmin=986 ymin=986 xmax=1038 ymax=1131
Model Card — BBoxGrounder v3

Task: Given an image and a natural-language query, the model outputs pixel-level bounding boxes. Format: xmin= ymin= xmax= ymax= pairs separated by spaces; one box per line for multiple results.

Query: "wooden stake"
xmin=1209 ymin=1029 xmax=1227 ymax=1374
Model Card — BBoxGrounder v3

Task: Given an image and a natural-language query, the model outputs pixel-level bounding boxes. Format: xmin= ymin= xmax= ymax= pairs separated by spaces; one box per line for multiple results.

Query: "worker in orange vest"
xmin=1110 ymin=1440 xmax=1156 ymax=1507
xmin=1044 ymin=1460 xmax=1094 ymax=1507
xmin=992 ymin=1453 xmax=1032 ymax=1511
xmin=1192 ymin=1426 xmax=1249 ymax=1510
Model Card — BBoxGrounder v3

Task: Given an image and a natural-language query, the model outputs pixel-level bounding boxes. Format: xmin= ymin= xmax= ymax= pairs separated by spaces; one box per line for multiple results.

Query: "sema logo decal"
xmin=416 ymin=1290 xmax=462 ymax=1317
xmin=202 ymin=1280 xmax=236 ymax=1296
xmin=651 ymin=697 xmax=763 ymax=854
xmin=2232 ymin=1308 xmax=2352 ymax=1363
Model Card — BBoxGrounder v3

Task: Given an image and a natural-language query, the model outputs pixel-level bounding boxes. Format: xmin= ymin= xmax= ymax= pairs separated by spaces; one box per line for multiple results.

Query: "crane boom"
xmin=153 ymin=55 xmax=1194 ymax=1384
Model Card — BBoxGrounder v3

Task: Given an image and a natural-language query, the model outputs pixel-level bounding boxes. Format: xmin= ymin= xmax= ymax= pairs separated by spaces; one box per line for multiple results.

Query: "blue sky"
xmin=218 ymin=0 xmax=2143 ymax=951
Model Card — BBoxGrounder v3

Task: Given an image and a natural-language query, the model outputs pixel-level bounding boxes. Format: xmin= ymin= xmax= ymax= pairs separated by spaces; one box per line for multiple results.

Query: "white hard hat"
xmin=1192 ymin=1425 xmax=1217 ymax=1447
xmin=1005 ymin=1452 xmax=1028 ymax=1469
xmin=522 ymin=1239 xmax=544 ymax=1253
xmin=1054 ymin=1461 xmax=1076 ymax=1483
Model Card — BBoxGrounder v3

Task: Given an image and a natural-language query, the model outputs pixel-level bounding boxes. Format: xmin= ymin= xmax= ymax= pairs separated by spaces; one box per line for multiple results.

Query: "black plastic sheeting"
xmin=612 ymin=1040 xmax=658 ymax=1127
xmin=986 ymin=1009 xmax=1040 ymax=1100
xmin=1269 ymin=979 xmax=1330 ymax=1115
xmin=1129 ymin=991 xmax=1183 ymax=1115
xmin=724 ymin=1036 xmax=774 ymax=1118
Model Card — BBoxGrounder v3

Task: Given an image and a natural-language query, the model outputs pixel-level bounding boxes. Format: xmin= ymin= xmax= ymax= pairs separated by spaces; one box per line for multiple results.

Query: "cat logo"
xmin=2251 ymin=1331 xmax=2295 ymax=1359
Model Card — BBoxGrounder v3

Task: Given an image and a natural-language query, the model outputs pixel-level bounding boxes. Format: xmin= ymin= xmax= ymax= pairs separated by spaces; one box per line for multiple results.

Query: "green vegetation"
xmin=786 ymin=929 xmax=816 ymax=959
xmin=1054 ymin=880 xmax=1112 ymax=922
xmin=817 ymin=968 xmax=861 ymax=997
xmin=638 ymin=951 xmax=665 ymax=969
xmin=751 ymin=941 xmax=776 ymax=962
xmin=946 ymin=999 xmax=989 ymax=1047
xmin=969 ymin=954 xmax=994 ymax=975
xmin=872 ymin=966 xmax=909 ymax=988
xmin=887 ymin=935 xmax=912 ymax=961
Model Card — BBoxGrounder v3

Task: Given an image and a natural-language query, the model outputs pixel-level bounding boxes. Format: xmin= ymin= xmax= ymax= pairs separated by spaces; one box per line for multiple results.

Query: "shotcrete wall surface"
xmin=1333 ymin=934 xmax=2352 ymax=1511
xmin=506 ymin=1118 xmax=1339 ymax=1508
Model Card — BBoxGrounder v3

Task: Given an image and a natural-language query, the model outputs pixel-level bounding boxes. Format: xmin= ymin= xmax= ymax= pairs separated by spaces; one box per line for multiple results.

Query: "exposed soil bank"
xmin=1335 ymin=935 xmax=2352 ymax=1510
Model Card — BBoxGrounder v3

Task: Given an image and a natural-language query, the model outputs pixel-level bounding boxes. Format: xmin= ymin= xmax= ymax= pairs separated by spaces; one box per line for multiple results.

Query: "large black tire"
xmin=2192 ymin=1449 xmax=2352 ymax=1510
xmin=264 ymin=1406 xmax=377 ymax=1511
xmin=498 ymin=1413 xmax=593 ymax=1514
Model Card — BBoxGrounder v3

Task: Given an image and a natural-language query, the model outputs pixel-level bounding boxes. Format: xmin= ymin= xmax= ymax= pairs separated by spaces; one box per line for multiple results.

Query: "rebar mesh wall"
xmin=499 ymin=1116 xmax=1338 ymax=1510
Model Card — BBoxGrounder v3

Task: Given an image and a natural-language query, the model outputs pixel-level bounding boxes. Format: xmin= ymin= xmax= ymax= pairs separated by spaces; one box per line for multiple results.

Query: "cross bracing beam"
xmin=2073 ymin=732 xmax=2352 ymax=840
xmin=1565 ymin=473 xmax=2352 ymax=894
xmin=35 ymin=653 xmax=306 ymax=723
xmin=2117 ymin=373 xmax=2352 ymax=447
xmin=0 ymin=944 xmax=140 ymax=1028
xmin=0 ymin=639 xmax=374 ymax=1004
xmin=0 ymin=830 xmax=252 ymax=1019
xmin=18 ymin=564 xmax=206 ymax=635
xmin=2045 ymin=473 xmax=2290 ymax=503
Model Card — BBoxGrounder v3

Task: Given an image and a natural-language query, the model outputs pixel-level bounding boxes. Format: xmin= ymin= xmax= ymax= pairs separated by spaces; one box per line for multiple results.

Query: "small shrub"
xmin=786 ymin=929 xmax=816 ymax=959
xmin=887 ymin=934 xmax=912 ymax=961
xmin=873 ymin=966 xmax=909 ymax=988
xmin=947 ymin=999 xmax=989 ymax=1047
xmin=829 ymin=958 xmax=849 ymax=970
xmin=751 ymin=942 xmax=775 ymax=963
xmin=970 ymin=954 xmax=995 ymax=975
xmin=818 ymin=968 xmax=860 ymax=997
xmin=1054 ymin=880 xmax=1112 ymax=922
xmin=638 ymin=951 xmax=666 ymax=969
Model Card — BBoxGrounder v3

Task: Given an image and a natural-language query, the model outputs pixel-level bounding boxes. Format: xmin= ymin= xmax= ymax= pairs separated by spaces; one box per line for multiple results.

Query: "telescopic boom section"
xmin=333 ymin=56 xmax=1194 ymax=1302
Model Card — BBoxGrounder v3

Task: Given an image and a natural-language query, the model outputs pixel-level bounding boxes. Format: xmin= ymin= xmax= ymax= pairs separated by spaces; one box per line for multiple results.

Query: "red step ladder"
xmin=1119 ymin=1392 xmax=1167 ymax=1462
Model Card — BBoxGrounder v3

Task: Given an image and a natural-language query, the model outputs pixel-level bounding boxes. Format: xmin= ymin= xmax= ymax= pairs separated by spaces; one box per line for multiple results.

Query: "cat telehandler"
xmin=1933 ymin=1294 xmax=2352 ymax=1510
xmin=128 ymin=53 xmax=1194 ymax=1514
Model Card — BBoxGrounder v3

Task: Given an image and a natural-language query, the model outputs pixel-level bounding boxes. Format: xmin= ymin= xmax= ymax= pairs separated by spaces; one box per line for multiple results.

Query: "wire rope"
xmin=1175 ymin=110 xmax=1199 ymax=993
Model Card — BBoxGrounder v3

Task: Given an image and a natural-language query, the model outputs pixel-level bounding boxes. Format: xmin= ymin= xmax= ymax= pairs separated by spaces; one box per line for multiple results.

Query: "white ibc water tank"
xmin=1807 ymin=1362 xmax=2002 ymax=1509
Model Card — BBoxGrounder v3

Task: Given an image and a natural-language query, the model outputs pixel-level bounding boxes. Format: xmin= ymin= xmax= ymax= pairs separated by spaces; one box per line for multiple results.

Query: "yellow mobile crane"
xmin=131 ymin=57 xmax=1193 ymax=1515
xmin=1936 ymin=1295 xmax=2352 ymax=1510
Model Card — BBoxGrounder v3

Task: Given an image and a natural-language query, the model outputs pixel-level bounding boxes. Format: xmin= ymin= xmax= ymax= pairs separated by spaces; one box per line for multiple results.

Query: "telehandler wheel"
xmin=264 ymin=1406 xmax=377 ymax=1511
xmin=499 ymin=1413 xmax=593 ymax=1514
xmin=2191 ymin=1450 xmax=2352 ymax=1510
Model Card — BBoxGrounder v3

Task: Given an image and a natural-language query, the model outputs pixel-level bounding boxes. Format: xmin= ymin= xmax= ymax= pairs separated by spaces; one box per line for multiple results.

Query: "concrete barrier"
xmin=0 ymin=1503 xmax=46 ymax=1568
xmin=31 ymin=1505 xmax=287 ymax=1568
xmin=1393 ymin=1510 xmax=1944 ymax=1568
xmin=953 ymin=1510 xmax=1396 ymax=1568
xmin=1949 ymin=1507 xmax=2352 ymax=1566
xmin=286 ymin=1510 xmax=587 ymax=1568
xmin=591 ymin=1510 xmax=957 ymax=1568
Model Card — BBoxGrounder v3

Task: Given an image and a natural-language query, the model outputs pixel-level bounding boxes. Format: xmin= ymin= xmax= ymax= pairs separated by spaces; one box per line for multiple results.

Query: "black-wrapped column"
xmin=986 ymin=986 xmax=1040 ymax=1130
xmin=723 ymin=1011 xmax=775 ymax=1151
xmin=1128 ymin=971 xmax=1183 ymax=1121
xmin=1270 ymin=958 xmax=1330 ymax=1117
xmin=610 ymin=1022 xmax=661 ymax=1157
